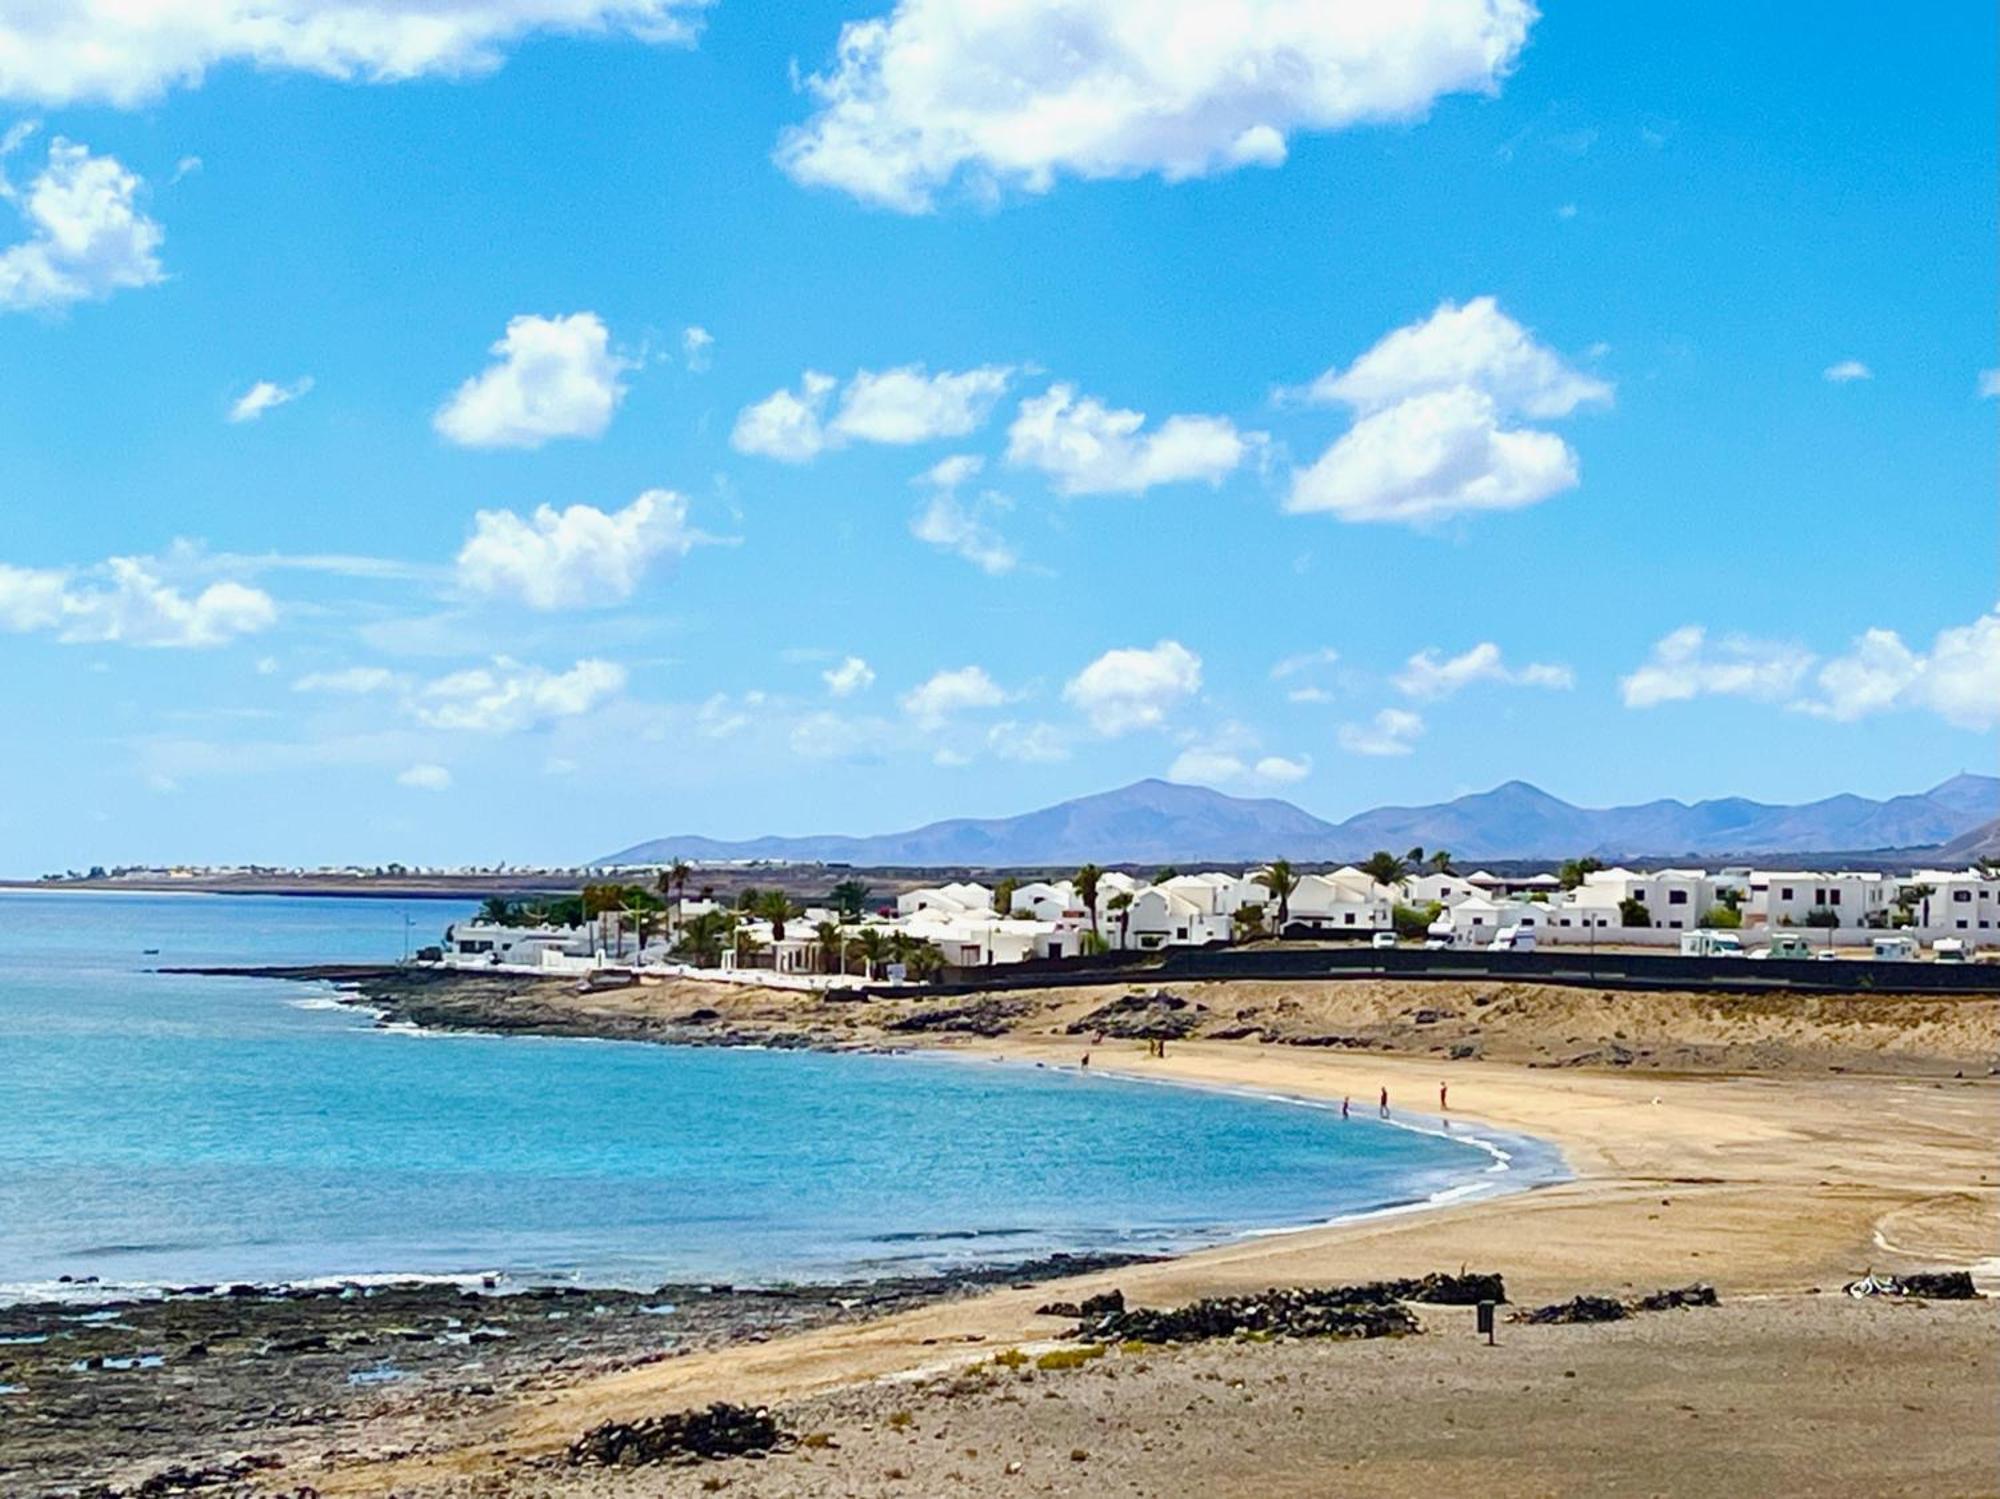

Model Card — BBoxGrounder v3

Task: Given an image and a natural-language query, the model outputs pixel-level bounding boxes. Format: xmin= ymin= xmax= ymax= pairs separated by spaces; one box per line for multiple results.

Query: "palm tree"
xmin=673 ymin=909 xmax=734 ymax=968
xmin=813 ymin=919 xmax=844 ymax=974
xmin=656 ymin=860 xmax=693 ymax=937
xmin=754 ymin=889 xmax=797 ymax=943
xmin=1107 ymin=890 xmax=1134 ymax=949
xmin=991 ymin=877 xmax=1020 ymax=917
xmin=1255 ymin=859 xmax=1300 ymax=932
xmin=1429 ymin=850 xmax=1453 ymax=873
xmin=828 ymin=878 xmax=872 ymax=921
xmin=478 ymin=895 xmax=514 ymax=926
xmin=1405 ymin=846 xmax=1426 ymax=870
xmin=1231 ymin=902 xmax=1267 ymax=942
xmin=1073 ymin=864 xmax=1104 ymax=935
xmin=1153 ymin=866 xmax=1180 ymax=883
xmin=905 ymin=941 xmax=946 ymax=983
xmin=851 ymin=927 xmax=891 ymax=980
xmin=1360 ymin=850 xmax=1408 ymax=888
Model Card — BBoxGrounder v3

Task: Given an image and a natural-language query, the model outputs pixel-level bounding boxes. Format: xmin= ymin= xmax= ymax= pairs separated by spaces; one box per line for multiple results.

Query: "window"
xmin=1954 ymin=889 xmax=1972 ymax=903
xmin=1829 ymin=890 xmax=1840 ymax=906
xmin=1780 ymin=887 xmax=1794 ymax=901
xmin=1344 ymin=913 xmax=1355 ymax=925
xmin=1668 ymin=890 xmax=1688 ymax=905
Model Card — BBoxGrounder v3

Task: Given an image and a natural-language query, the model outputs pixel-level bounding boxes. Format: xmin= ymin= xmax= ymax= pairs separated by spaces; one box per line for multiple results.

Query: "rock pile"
xmin=1382 ymin=1271 xmax=1506 ymax=1305
xmin=1515 ymin=1282 xmax=1719 ymax=1324
xmin=1070 ymin=1283 xmax=1427 ymax=1345
xmin=568 ymin=1403 xmax=790 ymax=1467
xmin=1900 ymin=1271 xmax=1978 ymax=1300
xmin=887 ymin=998 xmax=1028 ymax=1037
xmin=1066 ymin=991 xmax=1205 ymax=1040
xmin=1035 ymin=1289 xmax=1125 ymax=1319
xmin=1513 ymin=1294 xmax=1629 ymax=1325
xmin=1633 ymin=1282 xmax=1720 ymax=1311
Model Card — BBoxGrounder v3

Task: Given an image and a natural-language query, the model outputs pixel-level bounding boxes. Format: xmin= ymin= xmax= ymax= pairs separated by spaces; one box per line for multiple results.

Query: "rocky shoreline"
xmin=0 ymin=1253 xmax=1150 ymax=1497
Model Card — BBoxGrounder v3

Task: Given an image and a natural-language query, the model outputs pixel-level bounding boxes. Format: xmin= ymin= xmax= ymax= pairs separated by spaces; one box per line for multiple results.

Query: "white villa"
xmin=435 ymin=860 xmax=2000 ymax=981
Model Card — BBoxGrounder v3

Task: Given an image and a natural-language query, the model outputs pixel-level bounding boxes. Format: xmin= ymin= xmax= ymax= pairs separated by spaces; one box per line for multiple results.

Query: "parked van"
xmin=1869 ymin=935 xmax=1917 ymax=962
xmin=1680 ymin=930 xmax=1745 ymax=958
xmin=1487 ymin=926 xmax=1536 ymax=953
xmin=1751 ymin=932 xmax=1818 ymax=961
xmin=1933 ymin=938 xmax=1969 ymax=963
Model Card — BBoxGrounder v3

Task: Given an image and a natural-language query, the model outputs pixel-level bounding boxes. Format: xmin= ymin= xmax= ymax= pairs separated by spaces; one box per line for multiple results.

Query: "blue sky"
xmin=0 ymin=0 xmax=1993 ymax=871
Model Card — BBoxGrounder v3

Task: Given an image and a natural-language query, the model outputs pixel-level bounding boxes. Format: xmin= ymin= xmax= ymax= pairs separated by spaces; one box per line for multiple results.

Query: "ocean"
xmin=0 ymin=891 xmax=1553 ymax=1297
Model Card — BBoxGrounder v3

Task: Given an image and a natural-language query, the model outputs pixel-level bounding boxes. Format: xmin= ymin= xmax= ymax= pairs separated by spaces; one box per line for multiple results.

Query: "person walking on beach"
xmin=1378 ymin=1086 xmax=1390 ymax=1119
xmin=1341 ymin=1096 xmax=1350 ymax=1121
xmin=1440 ymin=1081 xmax=1448 ymax=1113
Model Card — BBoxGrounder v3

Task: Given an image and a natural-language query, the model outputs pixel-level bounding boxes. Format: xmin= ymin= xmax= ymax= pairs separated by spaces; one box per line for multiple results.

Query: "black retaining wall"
xmin=918 ymin=943 xmax=2000 ymax=997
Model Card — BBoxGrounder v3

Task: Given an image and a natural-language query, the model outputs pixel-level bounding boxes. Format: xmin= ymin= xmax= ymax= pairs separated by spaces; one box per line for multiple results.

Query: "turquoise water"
xmin=0 ymin=892 xmax=1551 ymax=1295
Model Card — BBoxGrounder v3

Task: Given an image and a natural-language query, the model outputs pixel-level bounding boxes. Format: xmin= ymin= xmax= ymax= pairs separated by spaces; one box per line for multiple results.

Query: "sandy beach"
xmin=144 ymin=968 xmax=1984 ymax=1499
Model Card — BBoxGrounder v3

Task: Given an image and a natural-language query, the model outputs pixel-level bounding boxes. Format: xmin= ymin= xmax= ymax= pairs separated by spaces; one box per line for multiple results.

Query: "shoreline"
xmin=19 ymin=963 xmax=1996 ymax=1496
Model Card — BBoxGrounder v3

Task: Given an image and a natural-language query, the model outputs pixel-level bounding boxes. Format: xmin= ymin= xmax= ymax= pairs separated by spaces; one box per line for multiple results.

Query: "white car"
xmin=1371 ymin=931 xmax=1399 ymax=950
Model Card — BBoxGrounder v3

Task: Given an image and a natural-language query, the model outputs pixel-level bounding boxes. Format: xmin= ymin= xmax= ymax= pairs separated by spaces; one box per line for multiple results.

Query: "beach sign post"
xmin=1477 ymin=1300 xmax=1497 ymax=1346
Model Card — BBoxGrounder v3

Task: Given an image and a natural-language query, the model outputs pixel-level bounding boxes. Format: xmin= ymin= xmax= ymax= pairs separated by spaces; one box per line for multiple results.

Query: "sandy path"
xmin=309 ymin=1035 xmax=1998 ymax=1494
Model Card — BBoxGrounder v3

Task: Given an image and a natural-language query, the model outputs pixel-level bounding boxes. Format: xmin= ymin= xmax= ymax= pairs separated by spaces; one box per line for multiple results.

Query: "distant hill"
xmin=597 ymin=773 xmax=1998 ymax=868
xmin=1935 ymin=815 xmax=2000 ymax=863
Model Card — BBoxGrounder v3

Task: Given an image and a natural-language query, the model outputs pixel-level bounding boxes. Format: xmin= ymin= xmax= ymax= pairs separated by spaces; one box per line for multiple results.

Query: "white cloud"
xmin=1337 ymin=707 xmax=1424 ymax=757
xmin=1618 ymin=626 xmax=1814 ymax=709
xmin=294 ymin=666 xmax=403 ymax=694
xmin=681 ymin=324 xmax=713 ymax=371
xmin=0 ymin=138 xmax=164 ymax=313
xmin=1254 ymin=754 xmax=1311 ymax=784
xmin=433 ymin=313 xmax=632 ymax=449
xmin=454 ymin=490 xmax=699 ymax=610
xmin=1167 ymin=745 xmax=1249 ymax=784
xmin=1168 ymin=743 xmax=1310 ymax=788
xmin=1822 ymin=359 xmax=1871 ymax=384
xmin=228 ymin=376 xmax=313 ymax=423
xmin=0 ymin=556 xmax=274 ymax=647
xmin=900 ymin=664 xmax=1008 ymax=729
xmin=789 ymin=710 xmax=892 ymax=761
xmin=822 ymin=655 xmax=876 ymax=696
xmin=1393 ymin=641 xmax=1574 ymax=700
xmin=1801 ymin=610 xmax=2000 ymax=731
xmin=775 ymin=0 xmax=1537 ymax=212
xmin=1287 ymin=297 xmax=1607 ymax=525
xmin=909 ymin=455 xmax=1018 ymax=574
xmin=1270 ymin=647 xmax=1339 ymax=680
xmin=1007 ymin=384 xmax=1249 ymax=495
xmin=986 ymin=719 xmax=1069 ymax=763
xmin=732 ymin=365 xmax=1011 ymax=462
xmin=0 ymin=1 xmax=709 ymax=108
xmin=731 ymin=370 xmax=836 ymax=461
xmin=1063 ymin=639 xmax=1201 ymax=735
xmin=397 ymin=762 xmax=453 ymax=791
xmin=1978 ymin=369 xmax=1999 ymax=399
xmin=1302 ymin=296 xmax=1611 ymax=419
xmin=414 ymin=657 xmax=625 ymax=732
xmin=832 ymin=364 xmax=1011 ymax=443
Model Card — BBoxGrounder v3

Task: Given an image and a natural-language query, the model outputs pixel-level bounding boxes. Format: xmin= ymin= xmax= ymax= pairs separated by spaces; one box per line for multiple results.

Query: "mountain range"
xmin=598 ymin=773 xmax=1998 ymax=868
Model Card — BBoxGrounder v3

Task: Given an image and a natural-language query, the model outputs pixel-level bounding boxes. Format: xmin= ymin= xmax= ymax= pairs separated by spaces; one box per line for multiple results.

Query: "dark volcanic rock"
xmin=1513 ymin=1294 xmax=1629 ymax=1325
xmin=1900 ymin=1271 xmax=1979 ymax=1300
xmin=1066 ymin=991 xmax=1205 ymax=1040
xmin=1072 ymin=1281 xmax=1444 ymax=1345
xmin=1632 ymin=1282 xmax=1719 ymax=1311
xmin=1035 ymin=1289 xmax=1125 ymax=1319
xmin=886 ymin=997 xmax=1029 ymax=1037
xmin=569 ymin=1402 xmax=789 ymax=1467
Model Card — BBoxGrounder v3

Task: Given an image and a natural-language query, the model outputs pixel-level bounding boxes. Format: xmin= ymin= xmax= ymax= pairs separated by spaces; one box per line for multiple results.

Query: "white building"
xmin=1905 ymin=868 xmax=2000 ymax=945
xmin=1747 ymin=870 xmax=1895 ymax=929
